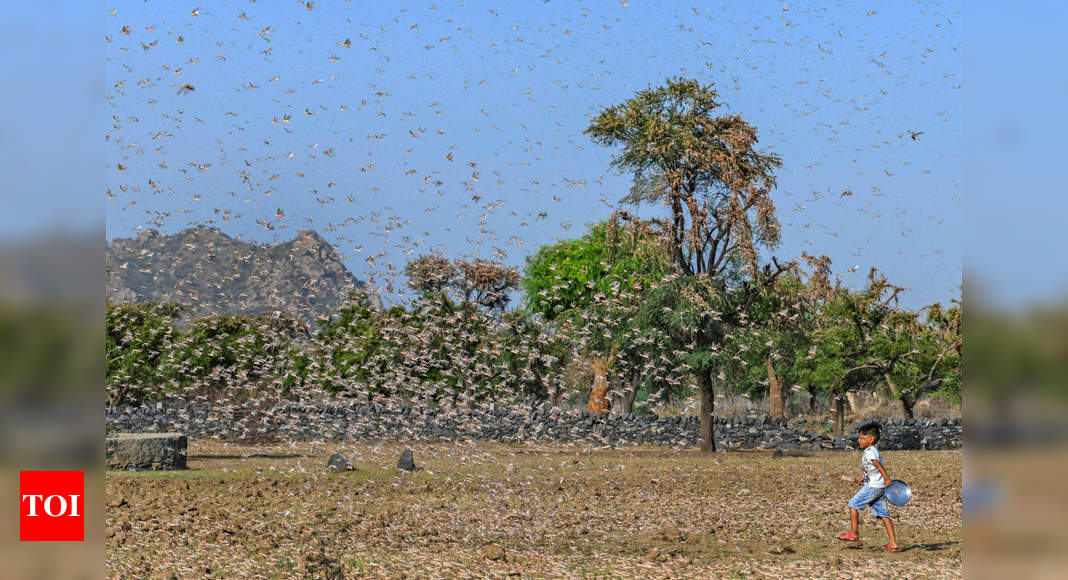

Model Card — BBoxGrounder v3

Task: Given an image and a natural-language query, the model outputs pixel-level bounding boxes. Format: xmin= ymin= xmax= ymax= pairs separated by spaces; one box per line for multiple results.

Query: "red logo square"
xmin=19 ymin=471 xmax=84 ymax=542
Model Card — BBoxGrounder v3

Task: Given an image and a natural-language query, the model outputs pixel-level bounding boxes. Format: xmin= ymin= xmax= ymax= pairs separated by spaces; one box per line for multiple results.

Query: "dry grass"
xmin=107 ymin=440 xmax=961 ymax=578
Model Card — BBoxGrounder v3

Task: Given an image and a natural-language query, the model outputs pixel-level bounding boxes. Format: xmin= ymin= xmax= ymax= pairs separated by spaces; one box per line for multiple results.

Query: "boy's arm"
xmin=872 ymin=459 xmax=891 ymax=483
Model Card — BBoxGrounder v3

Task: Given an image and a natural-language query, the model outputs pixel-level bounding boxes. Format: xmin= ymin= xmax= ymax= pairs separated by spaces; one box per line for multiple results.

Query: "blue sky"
xmin=103 ymin=0 xmax=964 ymax=311
xmin=964 ymin=0 xmax=1068 ymax=310
xmin=1 ymin=3 xmax=101 ymax=241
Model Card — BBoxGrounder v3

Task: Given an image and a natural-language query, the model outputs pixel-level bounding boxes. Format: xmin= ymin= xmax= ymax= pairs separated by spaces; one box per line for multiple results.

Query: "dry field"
xmin=106 ymin=440 xmax=961 ymax=579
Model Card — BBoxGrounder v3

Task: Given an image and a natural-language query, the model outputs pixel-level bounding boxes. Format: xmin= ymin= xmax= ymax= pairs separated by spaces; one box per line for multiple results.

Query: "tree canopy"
xmin=586 ymin=77 xmax=783 ymax=278
xmin=523 ymin=218 xmax=672 ymax=322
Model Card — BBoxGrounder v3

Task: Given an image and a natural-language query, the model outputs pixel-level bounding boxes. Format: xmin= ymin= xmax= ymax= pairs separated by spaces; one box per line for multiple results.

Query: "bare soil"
xmin=106 ymin=440 xmax=961 ymax=578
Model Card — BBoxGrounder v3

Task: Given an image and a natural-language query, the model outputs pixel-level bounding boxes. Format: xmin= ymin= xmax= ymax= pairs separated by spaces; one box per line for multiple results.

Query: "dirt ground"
xmin=106 ymin=440 xmax=961 ymax=579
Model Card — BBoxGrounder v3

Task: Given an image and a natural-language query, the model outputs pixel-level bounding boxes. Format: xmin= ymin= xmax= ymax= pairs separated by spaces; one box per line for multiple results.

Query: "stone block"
xmin=106 ymin=433 xmax=187 ymax=470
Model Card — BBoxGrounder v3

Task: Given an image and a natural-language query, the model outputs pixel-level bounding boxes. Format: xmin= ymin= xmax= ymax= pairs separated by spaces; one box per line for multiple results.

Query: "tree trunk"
xmin=766 ymin=357 xmax=784 ymax=419
xmin=833 ymin=395 xmax=845 ymax=437
xmin=699 ymin=372 xmax=716 ymax=452
xmin=883 ymin=372 xmax=907 ymax=418
xmin=900 ymin=397 xmax=914 ymax=419
xmin=587 ymin=362 xmax=610 ymax=415
xmin=621 ymin=369 xmax=640 ymax=414
xmin=548 ymin=375 xmax=560 ymax=408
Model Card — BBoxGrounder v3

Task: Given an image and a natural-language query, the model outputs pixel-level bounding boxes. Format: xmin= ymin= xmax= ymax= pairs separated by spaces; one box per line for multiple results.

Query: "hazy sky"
xmin=104 ymin=0 xmax=963 ymax=311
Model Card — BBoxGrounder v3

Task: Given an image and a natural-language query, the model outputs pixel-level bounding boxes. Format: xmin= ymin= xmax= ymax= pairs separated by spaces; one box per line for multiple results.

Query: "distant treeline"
xmin=107 ymin=220 xmax=960 ymax=424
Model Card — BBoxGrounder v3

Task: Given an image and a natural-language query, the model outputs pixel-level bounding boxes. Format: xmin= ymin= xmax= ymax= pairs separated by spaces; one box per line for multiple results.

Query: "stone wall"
xmin=106 ymin=399 xmax=961 ymax=451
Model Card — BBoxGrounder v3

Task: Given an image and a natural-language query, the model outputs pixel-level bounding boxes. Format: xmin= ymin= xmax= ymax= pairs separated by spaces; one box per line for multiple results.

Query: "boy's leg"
xmin=845 ymin=487 xmax=874 ymax=538
xmin=871 ymin=495 xmax=897 ymax=549
xmin=881 ymin=517 xmax=898 ymax=549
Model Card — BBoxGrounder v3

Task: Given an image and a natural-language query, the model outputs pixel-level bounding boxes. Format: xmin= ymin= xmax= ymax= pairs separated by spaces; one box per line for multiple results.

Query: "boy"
xmin=836 ymin=422 xmax=899 ymax=551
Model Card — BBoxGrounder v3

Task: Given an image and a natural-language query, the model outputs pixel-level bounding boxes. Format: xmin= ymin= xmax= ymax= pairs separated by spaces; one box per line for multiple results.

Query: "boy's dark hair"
xmin=859 ymin=422 xmax=881 ymax=442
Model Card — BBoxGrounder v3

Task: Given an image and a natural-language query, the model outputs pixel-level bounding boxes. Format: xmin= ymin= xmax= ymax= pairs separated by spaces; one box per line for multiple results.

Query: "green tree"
xmin=324 ymin=255 xmax=526 ymax=408
xmin=726 ymin=274 xmax=806 ymax=417
xmin=793 ymin=270 xmax=901 ymax=435
xmin=870 ymin=297 xmax=962 ymax=418
xmin=587 ymin=77 xmax=790 ymax=451
xmin=315 ymin=290 xmax=396 ymax=397
xmin=167 ymin=311 xmax=311 ymax=402
xmin=632 ymin=274 xmax=729 ymax=417
xmin=586 ymin=78 xmax=782 ymax=278
xmin=523 ymin=218 xmax=675 ymax=413
xmin=105 ymin=301 xmax=182 ymax=405
xmin=494 ymin=310 xmax=571 ymax=407
xmin=523 ymin=218 xmax=672 ymax=321
xmin=728 ymin=254 xmax=834 ymax=417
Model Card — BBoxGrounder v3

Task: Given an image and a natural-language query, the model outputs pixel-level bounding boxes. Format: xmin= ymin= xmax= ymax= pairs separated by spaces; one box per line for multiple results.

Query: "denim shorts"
xmin=849 ymin=486 xmax=891 ymax=519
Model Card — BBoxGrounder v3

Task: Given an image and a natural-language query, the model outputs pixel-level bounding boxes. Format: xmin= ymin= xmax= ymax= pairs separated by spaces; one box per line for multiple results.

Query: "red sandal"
xmin=882 ymin=544 xmax=899 ymax=552
xmin=837 ymin=532 xmax=859 ymax=541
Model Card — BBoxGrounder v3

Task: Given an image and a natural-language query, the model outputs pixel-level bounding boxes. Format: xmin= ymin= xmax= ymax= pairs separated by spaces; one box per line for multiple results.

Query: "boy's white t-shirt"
xmin=861 ymin=446 xmax=885 ymax=488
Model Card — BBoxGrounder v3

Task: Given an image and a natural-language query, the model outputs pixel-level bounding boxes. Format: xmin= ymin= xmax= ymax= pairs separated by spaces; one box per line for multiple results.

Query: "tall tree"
xmin=587 ymin=77 xmax=789 ymax=451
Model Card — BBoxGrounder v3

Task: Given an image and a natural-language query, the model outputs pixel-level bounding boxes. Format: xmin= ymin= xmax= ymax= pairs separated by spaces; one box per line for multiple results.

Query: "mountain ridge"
xmin=106 ymin=226 xmax=377 ymax=328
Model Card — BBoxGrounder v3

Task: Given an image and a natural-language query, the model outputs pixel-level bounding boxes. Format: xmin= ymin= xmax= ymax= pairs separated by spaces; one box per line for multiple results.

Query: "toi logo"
xmin=19 ymin=471 xmax=84 ymax=542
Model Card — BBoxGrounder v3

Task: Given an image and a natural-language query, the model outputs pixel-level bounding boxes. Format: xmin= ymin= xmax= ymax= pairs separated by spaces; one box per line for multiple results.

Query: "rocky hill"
xmin=106 ymin=227 xmax=377 ymax=328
